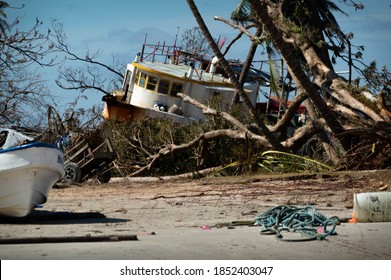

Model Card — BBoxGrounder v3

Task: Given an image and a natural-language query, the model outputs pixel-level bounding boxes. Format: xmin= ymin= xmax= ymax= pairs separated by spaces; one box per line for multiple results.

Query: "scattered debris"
xmin=255 ymin=205 xmax=339 ymax=241
xmin=63 ymin=137 xmax=116 ymax=184
xmin=350 ymin=192 xmax=391 ymax=223
xmin=0 ymin=234 xmax=138 ymax=244
xmin=201 ymin=225 xmax=211 ymax=230
xmin=215 ymin=220 xmax=255 ymax=228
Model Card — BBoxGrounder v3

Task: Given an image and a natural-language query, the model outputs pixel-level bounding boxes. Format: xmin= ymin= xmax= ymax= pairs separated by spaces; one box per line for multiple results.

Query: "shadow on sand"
xmin=0 ymin=209 xmax=129 ymax=225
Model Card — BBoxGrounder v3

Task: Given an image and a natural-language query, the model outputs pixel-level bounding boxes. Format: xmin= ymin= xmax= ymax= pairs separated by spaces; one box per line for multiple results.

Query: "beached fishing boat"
xmin=0 ymin=128 xmax=64 ymax=217
xmin=102 ymin=42 xmax=267 ymax=125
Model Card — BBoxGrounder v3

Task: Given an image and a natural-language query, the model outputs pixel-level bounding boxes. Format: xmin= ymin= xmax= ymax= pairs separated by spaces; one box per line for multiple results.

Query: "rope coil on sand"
xmin=255 ymin=205 xmax=339 ymax=242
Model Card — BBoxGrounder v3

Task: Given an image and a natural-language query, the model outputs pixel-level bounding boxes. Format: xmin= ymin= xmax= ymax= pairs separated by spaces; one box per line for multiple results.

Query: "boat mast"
xmin=173 ymin=26 xmax=179 ymax=49
xmin=140 ymin=33 xmax=148 ymax=61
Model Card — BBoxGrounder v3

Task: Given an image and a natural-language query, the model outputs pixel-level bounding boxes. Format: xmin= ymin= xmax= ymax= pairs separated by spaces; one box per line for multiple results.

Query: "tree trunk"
xmin=300 ymin=44 xmax=383 ymax=122
xmin=186 ymin=0 xmax=286 ymax=151
xmin=249 ymin=0 xmax=349 ymax=155
xmin=230 ymin=27 xmax=263 ymax=107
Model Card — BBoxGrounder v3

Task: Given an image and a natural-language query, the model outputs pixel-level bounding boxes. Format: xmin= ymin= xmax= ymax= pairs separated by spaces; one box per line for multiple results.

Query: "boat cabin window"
xmin=146 ymin=76 xmax=158 ymax=91
xmin=158 ymin=79 xmax=170 ymax=94
xmin=170 ymin=82 xmax=183 ymax=96
xmin=136 ymin=72 xmax=147 ymax=88
xmin=134 ymin=70 xmax=183 ymax=97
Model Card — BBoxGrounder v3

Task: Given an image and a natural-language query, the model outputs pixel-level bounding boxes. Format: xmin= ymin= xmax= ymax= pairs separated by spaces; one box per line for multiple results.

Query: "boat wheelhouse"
xmin=103 ymin=43 xmax=263 ymax=126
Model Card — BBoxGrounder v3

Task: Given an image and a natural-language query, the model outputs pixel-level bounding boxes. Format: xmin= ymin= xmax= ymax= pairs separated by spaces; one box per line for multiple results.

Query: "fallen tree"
xmin=115 ymin=0 xmax=390 ymax=176
xmin=180 ymin=0 xmax=390 ymax=170
xmin=104 ymin=0 xmax=391 ymax=177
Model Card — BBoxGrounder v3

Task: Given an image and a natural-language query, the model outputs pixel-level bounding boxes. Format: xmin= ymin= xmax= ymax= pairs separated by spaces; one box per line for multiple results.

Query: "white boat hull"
xmin=102 ymin=96 xmax=195 ymax=127
xmin=0 ymin=143 xmax=64 ymax=217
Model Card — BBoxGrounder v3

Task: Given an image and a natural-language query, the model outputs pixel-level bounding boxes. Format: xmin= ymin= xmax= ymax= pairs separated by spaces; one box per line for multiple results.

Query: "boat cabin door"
xmin=122 ymin=65 xmax=136 ymax=103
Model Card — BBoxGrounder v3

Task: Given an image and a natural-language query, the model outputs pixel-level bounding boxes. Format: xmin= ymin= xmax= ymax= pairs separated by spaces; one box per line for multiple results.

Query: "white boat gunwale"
xmin=0 ymin=141 xmax=63 ymax=154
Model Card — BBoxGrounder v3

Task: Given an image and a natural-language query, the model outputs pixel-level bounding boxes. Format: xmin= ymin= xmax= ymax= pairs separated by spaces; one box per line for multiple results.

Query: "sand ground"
xmin=0 ymin=169 xmax=390 ymax=260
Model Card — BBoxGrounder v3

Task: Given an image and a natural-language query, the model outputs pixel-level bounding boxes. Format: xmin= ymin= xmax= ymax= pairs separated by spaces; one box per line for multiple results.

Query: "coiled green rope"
xmin=255 ymin=205 xmax=339 ymax=242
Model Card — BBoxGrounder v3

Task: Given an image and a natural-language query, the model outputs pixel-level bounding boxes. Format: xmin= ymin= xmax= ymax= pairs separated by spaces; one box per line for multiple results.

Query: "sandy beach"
xmin=0 ymin=169 xmax=390 ymax=260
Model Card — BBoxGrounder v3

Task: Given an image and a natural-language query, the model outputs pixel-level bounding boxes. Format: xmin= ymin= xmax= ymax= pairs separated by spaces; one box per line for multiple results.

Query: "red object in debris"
xmin=256 ymin=97 xmax=307 ymax=114
xmin=316 ymin=227 xmax=325 ymax=234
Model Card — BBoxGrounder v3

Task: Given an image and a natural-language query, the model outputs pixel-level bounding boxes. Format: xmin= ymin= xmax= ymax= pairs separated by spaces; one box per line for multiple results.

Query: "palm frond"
xmin=268 ymin=55 xmax=281 ymax=98
xmin=258 ymin=150 xmax=331 ymax=173
xmin=231 ymin=0 xmax=251 ymax=23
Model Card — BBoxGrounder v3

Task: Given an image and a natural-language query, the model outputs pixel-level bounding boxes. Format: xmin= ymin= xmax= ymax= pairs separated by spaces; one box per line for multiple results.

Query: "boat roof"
xmin=132 ymin=61 xmax=234 ymax=87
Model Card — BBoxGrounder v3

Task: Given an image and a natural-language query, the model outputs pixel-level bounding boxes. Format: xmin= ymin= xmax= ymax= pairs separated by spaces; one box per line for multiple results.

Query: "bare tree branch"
xmin=214 ymin=16 xmax=259 ymax=41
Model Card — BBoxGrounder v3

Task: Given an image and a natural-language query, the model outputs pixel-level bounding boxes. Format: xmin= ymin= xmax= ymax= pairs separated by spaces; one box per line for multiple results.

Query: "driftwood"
xmin=0 ymin=234 xmax=138 ymax=244
xmin=125 ymin=166 xmax=223 ymax=181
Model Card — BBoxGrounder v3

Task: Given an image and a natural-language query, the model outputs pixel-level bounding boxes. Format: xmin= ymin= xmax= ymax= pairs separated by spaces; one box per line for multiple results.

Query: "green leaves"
xmin=257 ymin=150 xmax=331 ymax=173
xmin=218 ymin=149 xmax=331 ymax=176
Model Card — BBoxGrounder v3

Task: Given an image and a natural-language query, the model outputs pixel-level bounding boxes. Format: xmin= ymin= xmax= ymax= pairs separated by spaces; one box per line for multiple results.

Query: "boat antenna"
xmin=173 ymin=26 xmax=179 ymax=48
xmin=144 ymin=33 xmax=148 ymax=45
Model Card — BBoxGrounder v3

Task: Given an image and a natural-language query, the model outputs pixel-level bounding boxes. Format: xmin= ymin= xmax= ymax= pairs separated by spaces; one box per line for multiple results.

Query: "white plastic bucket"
xmin=353 ymin=192 xmax=391 ymax=222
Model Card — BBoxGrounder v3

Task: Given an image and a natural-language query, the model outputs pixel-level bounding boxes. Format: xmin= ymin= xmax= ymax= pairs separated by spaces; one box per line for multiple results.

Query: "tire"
xmin=64 ymin=162 xmax=82 ymax=183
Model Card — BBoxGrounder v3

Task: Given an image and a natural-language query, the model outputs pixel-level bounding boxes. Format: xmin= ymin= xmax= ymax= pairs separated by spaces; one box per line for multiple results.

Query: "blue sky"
xmin=6 ymin=0 xmax=391 ymax=109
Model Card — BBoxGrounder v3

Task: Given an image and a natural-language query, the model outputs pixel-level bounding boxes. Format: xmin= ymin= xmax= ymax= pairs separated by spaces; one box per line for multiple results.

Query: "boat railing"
xmin=141 ymin=42 xmax=182 ymax=64
xmin=139 ymin=42 xmax=234 ymax=83
xmin=192 ymin=67 xmax=205 ymax=81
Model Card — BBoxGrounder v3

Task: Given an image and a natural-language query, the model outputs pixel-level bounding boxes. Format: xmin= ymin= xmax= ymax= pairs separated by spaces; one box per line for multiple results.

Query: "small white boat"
xmin=0 ymin=129 xmax=64 ymax=217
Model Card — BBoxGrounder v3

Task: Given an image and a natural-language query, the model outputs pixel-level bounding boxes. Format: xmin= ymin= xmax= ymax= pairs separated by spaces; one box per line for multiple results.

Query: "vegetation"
xmin=0 ymin=1 xmax=57 ymax=128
